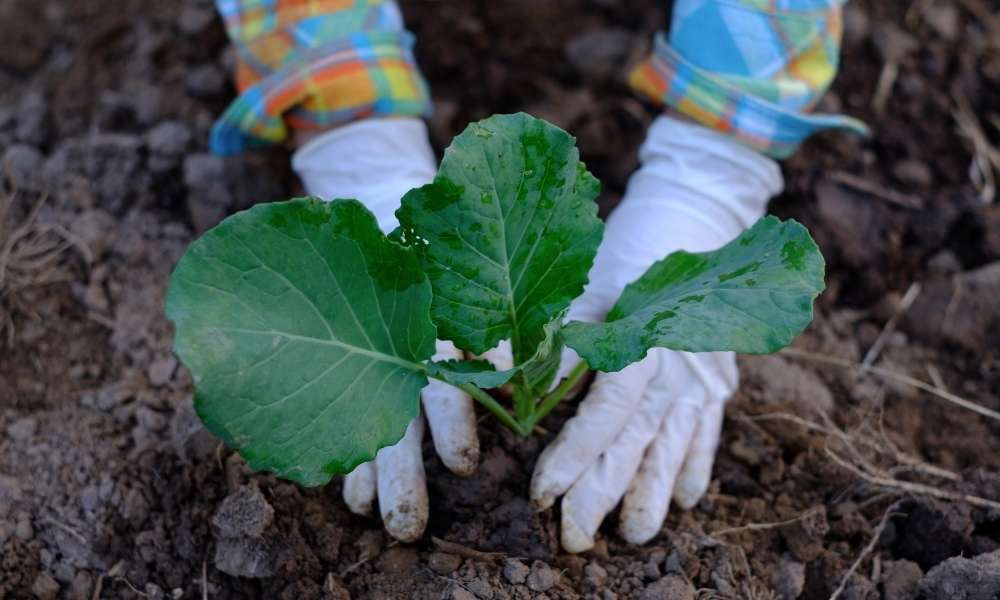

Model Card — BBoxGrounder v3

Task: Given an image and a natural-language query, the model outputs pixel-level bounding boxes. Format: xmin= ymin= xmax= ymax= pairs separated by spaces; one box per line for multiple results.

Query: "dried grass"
xmin=0 ymin=176 xmax=90 ymax=347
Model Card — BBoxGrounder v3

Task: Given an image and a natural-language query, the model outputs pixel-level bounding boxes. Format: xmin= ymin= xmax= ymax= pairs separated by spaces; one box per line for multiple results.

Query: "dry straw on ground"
xmin=0 ymin=174 xmax=90 ymax=346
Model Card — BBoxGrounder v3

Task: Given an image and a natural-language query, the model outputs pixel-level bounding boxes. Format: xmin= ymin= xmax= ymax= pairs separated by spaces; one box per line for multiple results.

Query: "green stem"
xmin=456 ymin=382 xmax=529 ymax=436
xmin=513 ymin=378 xmax=535 ymax=424
xmin=526 ymin=361 xmax=589 ymax=430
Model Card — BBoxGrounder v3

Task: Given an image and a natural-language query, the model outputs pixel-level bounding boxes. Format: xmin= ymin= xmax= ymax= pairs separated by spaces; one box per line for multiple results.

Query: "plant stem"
xmin=513 ymin=380 xmax=534 ymax=424
xmin=456 ymin=382 xmax=528 ymax=436
xmin=526 ymin=361 xmax=589 ymax=430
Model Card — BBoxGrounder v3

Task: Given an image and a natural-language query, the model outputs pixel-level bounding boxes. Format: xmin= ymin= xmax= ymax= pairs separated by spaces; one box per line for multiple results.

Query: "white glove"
xmin=292 ymin=117 xmax=479 ymax=542
xmin=531 ymin=115 xmax=783 ymax=552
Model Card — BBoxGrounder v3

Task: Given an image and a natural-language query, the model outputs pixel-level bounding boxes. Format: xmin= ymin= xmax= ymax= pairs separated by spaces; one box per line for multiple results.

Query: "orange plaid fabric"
xmin=211 ymin=0 xmax=431 ymax=155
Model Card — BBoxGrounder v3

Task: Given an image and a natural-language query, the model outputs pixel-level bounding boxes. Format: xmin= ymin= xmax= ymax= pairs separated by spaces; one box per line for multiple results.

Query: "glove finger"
xmin=619 ymin=402 xmax=700 ymax=545
xmin=672 ymin=352 xmax=736 ymax=509
xmin=424 ymin=341 xmax=479 ymax=476
xmin=343 ymin=461 xmax=377 ymax=517
xmin=530 ymin=357 xmax=658 ymax=511
xmin=558 ymin=383 xmax=673 ymax=553
xmin=673 ymin=398 xmax=725 ymax=510
xmin=376 ymin=417 xmax=429 ymax=543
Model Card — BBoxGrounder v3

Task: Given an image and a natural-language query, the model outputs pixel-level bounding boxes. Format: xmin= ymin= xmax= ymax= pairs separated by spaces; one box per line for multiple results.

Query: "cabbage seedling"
xmin=166 ymin=113 xmax=825 ymax=486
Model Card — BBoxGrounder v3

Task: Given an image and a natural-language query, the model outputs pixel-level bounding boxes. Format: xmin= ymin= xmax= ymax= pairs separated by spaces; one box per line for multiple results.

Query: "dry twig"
xmin=828 ymin=171 xmax=923 ymax=209
xmin=861 ymin=282 xmax=921 ymax=368
xmin=431 ymin=536 xmax=505 ymax=561
xmin=711 ymin=508 xmax=823 ymax=537
xmin=780 ymin=348 xmax=1000 ymax=422
xmin=829 ymin=501 xmax=904 ymax=600
xmin=953 ymin=90 xmax=1000 ymax=204
xmin=0 ymin=183 xmax=91 ymax=345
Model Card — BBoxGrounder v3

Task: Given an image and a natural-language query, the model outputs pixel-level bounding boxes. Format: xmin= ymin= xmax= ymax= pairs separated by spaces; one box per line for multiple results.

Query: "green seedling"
xmin=166 ymin=113 xmax=825 ymax=486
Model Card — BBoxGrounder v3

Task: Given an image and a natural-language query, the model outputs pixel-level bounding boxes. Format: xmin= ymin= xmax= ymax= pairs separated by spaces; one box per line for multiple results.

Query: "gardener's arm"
xmin=211 ymin=0 xmax=469 ymax=542
xmin=532 ymin=0 xmax=867 ymax=552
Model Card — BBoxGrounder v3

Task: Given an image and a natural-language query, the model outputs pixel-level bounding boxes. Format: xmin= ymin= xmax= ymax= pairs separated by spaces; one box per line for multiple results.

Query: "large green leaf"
xmin=562 ymin=217 xmax=826 ymax=373
xmin=396 ymin=113 xmax=603 ymax=365
xmin=166 ymin=198 xmax=436 ymax=486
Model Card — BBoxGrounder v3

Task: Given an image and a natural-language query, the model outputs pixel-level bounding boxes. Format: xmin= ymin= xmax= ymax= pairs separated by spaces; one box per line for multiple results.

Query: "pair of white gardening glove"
xmin=292 ymin=114 xmax=782 ymax=551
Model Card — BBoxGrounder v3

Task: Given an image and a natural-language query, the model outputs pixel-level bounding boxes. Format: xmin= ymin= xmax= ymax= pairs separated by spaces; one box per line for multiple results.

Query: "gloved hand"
xmin=292 ymin=117 xmax=478 ymax=542
xmin=530 ymin=114 xmax=783 ymax=553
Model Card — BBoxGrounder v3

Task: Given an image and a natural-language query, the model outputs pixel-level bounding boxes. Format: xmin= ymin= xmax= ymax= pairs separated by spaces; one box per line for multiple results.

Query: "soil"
xmin=2 ymin=0 xmax=1000 ymax=599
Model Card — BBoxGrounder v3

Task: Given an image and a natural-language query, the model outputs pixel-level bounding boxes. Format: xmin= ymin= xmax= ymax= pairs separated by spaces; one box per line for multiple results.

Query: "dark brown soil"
xmin=2 ymin=0 xmax=1000 ymax=598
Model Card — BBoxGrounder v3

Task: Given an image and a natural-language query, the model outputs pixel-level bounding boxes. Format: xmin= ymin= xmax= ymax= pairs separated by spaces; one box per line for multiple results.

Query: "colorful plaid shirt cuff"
xmin=629 ymin=0 xmax=868 ymax=159
xmin=210 ymin=0 xmax=432 ymax=156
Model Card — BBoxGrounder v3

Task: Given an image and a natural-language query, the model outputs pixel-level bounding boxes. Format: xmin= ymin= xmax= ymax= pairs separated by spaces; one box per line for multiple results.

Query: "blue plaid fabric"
xmin=630 ymin=0 xmax=868 ymax=158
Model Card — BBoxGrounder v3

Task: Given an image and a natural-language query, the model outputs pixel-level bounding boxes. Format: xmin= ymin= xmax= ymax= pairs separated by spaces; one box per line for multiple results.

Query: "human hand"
xmin=292 ymin=117 xmax=478 ymax=542
xmin=530 ymin=115 xmax=783 ymax=552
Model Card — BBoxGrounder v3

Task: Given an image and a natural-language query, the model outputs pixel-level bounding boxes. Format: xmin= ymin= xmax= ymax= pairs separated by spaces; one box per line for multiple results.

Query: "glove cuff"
xmin=628 ymin=0 xmax=868 ymax=159
xmin=291 ymin=116 xmax=436 ymax=232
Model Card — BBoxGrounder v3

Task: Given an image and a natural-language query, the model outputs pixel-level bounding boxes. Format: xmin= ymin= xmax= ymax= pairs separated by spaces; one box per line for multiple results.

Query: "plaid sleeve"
xmin=210 ymin=0 xmax=432 ymax=155
xmin=628 ymin=0 xmax=868 ymax=159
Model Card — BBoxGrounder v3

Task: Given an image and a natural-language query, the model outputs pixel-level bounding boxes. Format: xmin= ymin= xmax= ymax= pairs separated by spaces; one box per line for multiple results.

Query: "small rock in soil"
xmin=323 ymin=576 xmax=350 ymax=600
xmin=741 ymin=355 xmax=834 ymax=416
xmin=638 ymin=574 xmax=694 ymax=600
xmin=925 ymin=3 xmax=960 ymax=41
xmin=895 ymin=502 xmax=971 ymax=570
xmin=447 ymin=584 xmax=477 ymax=600
xmin=584 ymin=561 xmax=608 ymax=587
xmin=892 ymin=158 xmax=932 ymax=188
xmin=177 ymin=5 xmax=217 ymax=36
xmin=15 ymin=90 xmax=49 ymax=147
xmin=377 ymin=547 xmax=418 ymax=574
xmin=144 ymin=582 xmax=166 ymax=600
xmin=147 ymin=355 xmax=177 ymax=387
xmin=486 ymin=497 xmax=556 ymax=560
xmin=427 ymin=551 xmax=462 ymax=574
xmin=503 ymin=559 xmax=529 ymax=584
xmin=527 ymin=560 xmax=558 ymax=592
xmin=771 ymin=554 xmax=806 ymax=600
xmin=355 ymin=529 xmax=384 ymax=562
xmin=31 ymin=572 xmax=59 ymax=600
xmin=185 ymin=64 xmax=227 ymax=98
xmin=780 ymin=506 xmax=829 ymax=561
xmin=0 ymin=0 xmax=50 ymax=72
xmin=70 ymin=210 xmax=116 ymax=259
xmin=1 ymin=144 xmax=43 ymax=191
xmin=213 ymin=484 xmax=274 ymax=539
xmin=147 ymin=121 xmax=193 ymax=158
xmin=7 ymin=416 xmax=37 ymax=442
xmin=184 ymin=153 xmax=233 ymax=233
xmin=917 ymin=549 xmax=1000 ymax=600
xmin=564 ymin=28 xmax=632 ymax=83
xmin=873 ymin=23 xmax=918 ymax=63
xmin=214 ymin=535 xmax=282 ymax=579
xmin=464 ymin=577 xmax=494 ymax=599
xmin=212 ymin=486 xmax=286 ymax=579
xmin=881 ymin=559 xmax=923 ymax=600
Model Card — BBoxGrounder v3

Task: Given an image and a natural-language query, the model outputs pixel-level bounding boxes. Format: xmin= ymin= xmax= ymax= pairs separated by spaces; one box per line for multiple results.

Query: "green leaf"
xmin=426 ymin=359 xmax=518 ymax=389
xmin=562 ymin=217 xmax=825 ymax=373
xmin=166 ymin=198 xmax=436 ymax=486
xmin=396 ymin=113 xmax=603 ymax=365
